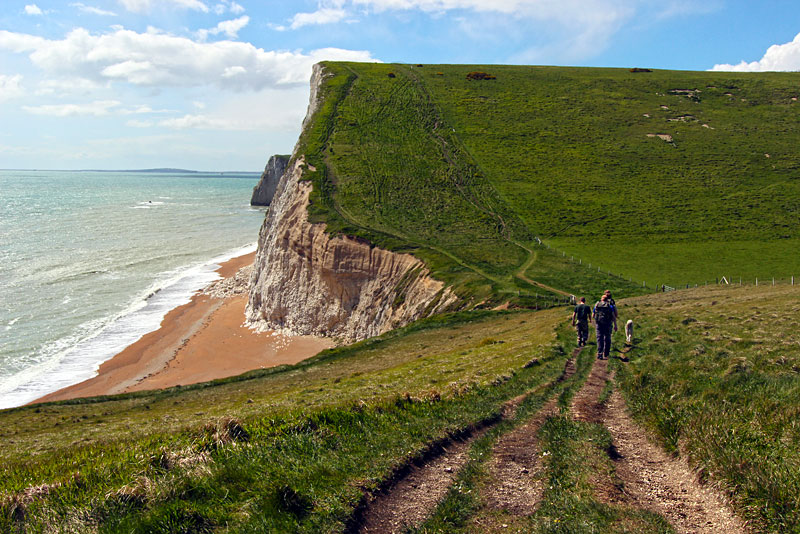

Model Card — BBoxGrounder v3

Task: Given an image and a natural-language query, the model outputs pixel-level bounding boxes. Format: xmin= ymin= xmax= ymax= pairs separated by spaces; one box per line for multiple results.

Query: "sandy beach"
xmin=34 ymin=252 xmax=333 ymax=404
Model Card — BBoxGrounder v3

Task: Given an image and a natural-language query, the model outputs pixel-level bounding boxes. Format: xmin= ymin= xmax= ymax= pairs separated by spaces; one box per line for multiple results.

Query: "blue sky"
xmin=1 ymin=0 xmax=799 ymax=171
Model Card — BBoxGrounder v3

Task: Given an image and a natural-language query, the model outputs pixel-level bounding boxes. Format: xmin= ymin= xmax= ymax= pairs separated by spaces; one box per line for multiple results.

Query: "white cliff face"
xmin=245 ymin=63 xmax=456 ymax=342
xmin=246 ymin=158 xmax=455 ymax=342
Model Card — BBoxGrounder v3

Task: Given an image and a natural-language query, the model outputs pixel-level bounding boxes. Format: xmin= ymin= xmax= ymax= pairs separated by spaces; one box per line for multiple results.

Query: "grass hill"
xmin=3 ymin=63 xmax=800 ymax=532
xmin=300 ymin=62 xmax=800 ymax=299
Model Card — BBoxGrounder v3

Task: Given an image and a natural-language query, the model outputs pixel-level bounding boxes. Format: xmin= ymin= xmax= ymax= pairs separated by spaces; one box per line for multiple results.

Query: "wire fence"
xmin=534 ymin=238 xmax=797 ymax=296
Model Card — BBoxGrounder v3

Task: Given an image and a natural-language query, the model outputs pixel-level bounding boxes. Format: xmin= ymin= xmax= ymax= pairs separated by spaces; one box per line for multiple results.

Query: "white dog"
xmin=625 ymin=319 xmax=634 ymax=344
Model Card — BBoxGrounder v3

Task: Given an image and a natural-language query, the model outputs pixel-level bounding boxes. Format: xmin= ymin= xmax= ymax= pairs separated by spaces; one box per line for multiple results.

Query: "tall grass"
xmin=618 ymin=284 xmax=800 ymax=531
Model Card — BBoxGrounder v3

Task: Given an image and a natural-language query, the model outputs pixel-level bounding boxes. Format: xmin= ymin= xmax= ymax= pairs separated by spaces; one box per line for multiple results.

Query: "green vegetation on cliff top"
xmin=298 ymin=62 xmax=800 ymax=297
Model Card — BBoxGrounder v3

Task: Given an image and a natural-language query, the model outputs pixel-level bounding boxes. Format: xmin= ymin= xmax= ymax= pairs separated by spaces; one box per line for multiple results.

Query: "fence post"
xmin=756 ymin=277 xmax=758 ymax=286
xmin=773 ymin=277 xmax=775 ymax=286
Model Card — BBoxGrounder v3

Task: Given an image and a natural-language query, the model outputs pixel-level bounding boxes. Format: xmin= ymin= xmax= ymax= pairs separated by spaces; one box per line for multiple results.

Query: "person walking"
xmin=603 ymin=290 xmax=618 ymax=320
xmin=593 ymin=293 xmax=617 ymax=359
xmin=571 ymin=297 xmax=592 ymax=347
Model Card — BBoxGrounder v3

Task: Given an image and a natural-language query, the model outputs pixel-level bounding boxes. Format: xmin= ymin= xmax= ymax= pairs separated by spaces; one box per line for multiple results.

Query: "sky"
xmin=1 ymin=1 xmax=799 ymax=171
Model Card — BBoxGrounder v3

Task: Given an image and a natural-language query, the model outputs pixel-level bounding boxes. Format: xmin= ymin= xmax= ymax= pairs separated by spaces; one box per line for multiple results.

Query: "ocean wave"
xmin=0 ymin=242 xmax=257 ymax=410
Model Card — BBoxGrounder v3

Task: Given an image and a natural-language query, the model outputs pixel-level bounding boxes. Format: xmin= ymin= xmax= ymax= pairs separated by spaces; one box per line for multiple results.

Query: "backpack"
xmin=594 ymin=301 xmax=614 ymax=325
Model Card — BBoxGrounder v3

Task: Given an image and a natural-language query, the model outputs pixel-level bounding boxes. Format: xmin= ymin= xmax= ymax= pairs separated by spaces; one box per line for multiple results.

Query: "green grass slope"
xmin=302 ymin=62 xmax=800 ymax=296
xmin=0 ymin=310 xmax=567 ymax=532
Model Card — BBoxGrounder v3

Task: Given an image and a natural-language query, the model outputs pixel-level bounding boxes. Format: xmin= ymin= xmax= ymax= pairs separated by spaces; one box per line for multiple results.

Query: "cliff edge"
xmin=250 ymin=154 xmax=289 ymax=206
xmin=246 ymin=64 xmax=456 ymax=342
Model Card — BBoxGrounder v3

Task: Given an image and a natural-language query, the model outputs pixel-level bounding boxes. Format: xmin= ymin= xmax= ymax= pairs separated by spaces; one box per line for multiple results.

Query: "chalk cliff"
xmin=250 ymin=154 xmax=289 ymax=206
xmin=246 ymin=64 xmax=456 ymax=342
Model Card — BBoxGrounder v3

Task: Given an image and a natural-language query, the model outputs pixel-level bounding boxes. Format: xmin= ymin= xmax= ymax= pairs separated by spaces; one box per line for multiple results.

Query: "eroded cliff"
xmin=246 ymin=64 xmax=456 ymax=342
xmin=250 ymin=154 xmax=289 ymax=206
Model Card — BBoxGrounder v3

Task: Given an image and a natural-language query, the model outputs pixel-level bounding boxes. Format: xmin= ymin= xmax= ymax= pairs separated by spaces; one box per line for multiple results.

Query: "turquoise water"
xmin=0 ymin=170 xmax=266 ymax=409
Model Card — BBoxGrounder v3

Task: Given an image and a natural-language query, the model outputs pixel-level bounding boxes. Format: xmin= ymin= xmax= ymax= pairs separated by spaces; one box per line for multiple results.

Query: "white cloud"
xmin=156 ymin=87 xmax=308 ymax=131
xmin=289 ymin=8 xmax=349 ymax=29
xmin=0 ymin=74 xmax=25 ymax=101
xmin=281 ymin=0 xmax=634 ymax=63
xmin=35 ymin=77 xmax=109 ymax=95
xmin=158 ymin=113 xmax=246 ymax=130
xmin=0 ymin=27 xmax=378 ymax=91
xmin=23 ymin=99 xmax=170 ymax=117
xmin=24 ymin=4 xmax=44 ymax=15
xmin=118 ymin=0 xmax=209 ymax=13
xmin=126 ymin=119 xmax=154 ymax=127
xmin=197 ymin=15 xmax=250 ymax=40
xmin=214 ymin=0 xmax=244 ymax=15
xmin=23 ymin=100 xmax=121 ymax=116
xmin=222 ymin=65 xmax=246 ymax=77
xmin=711 ymin=32 xmax=800 ymax=72
xmin=71 ymin=3 xmax=117 ymax=16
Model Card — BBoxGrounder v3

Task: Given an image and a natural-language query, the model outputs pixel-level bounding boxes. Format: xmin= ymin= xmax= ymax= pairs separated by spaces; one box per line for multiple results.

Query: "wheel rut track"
xmin=347 ymin=350 xmax=579 ymax=534
xmin=481 ymin=347 xmax=581 ymax=517
xmin=570 ymin=355 xmax=748 ymax=533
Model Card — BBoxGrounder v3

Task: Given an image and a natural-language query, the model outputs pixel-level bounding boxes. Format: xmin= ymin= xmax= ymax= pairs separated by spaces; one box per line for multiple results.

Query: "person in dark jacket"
xmin=571 ymin=297 xmax=592 ymax=347
xmin=593 ymin=293 xmax=617 ymax=359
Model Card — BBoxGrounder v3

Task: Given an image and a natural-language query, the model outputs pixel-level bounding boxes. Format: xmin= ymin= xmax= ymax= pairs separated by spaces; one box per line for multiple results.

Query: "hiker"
xmin=571 ymin=297 xmax=592 ymax=347
xmin=593 ymin=293 xmax=617 ymax=359
xmin=603 ymin=290 xmax=618 ymax=319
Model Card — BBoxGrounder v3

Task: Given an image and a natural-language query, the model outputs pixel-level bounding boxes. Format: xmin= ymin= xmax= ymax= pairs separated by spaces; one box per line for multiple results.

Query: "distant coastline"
xmin=0 ymin=168 xmax=261 ymax=174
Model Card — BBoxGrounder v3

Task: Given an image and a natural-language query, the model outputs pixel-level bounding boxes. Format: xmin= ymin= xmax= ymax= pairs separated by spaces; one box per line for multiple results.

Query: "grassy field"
xmin=0 ymin=309 xmax=569 ymax=532
xmin=619 ymin=283 xmax=800 ymax=532
xmin=4 ymin=63 xmax=800 ymax=531
xmin=295 ymin=62 xmax=649 ymax=305
xmin=417 ymin=64 xmax=800 ymax=287
xmin=301 ymin=62 xmax=800 ymax=293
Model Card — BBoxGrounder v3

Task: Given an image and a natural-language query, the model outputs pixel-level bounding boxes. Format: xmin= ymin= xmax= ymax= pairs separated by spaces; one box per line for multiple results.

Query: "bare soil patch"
xmin=357 ymin=434 xmax=479 ymax=533
xmin=482 ymin=397 xmax=557 ymax=516
xmin=481 ymin=349 xmax=580 ymax=516
xmin=352 ymin=352 xmax=579 ymax=533
xmin=570 ymin=355 xmax=610 ymax=424
xmin=569 ymin=356 xmax=747 ymax=533
xmin=604 ymin=390 xmax=747 ymax=533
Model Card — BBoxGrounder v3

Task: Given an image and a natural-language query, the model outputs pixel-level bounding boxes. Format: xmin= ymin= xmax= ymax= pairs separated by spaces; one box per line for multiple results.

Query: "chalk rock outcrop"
xmin=246 ymin=64 xmax=456 ymax=342
xmin=246 ymin=158 xmax=455 ymax=341
xmin=250 ymin=154 xmax=289 ymax=206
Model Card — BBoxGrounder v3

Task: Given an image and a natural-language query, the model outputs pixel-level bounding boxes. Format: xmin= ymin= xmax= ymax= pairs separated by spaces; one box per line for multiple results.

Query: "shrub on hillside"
xmin=466 ymin=71 xmax=496 ymax=80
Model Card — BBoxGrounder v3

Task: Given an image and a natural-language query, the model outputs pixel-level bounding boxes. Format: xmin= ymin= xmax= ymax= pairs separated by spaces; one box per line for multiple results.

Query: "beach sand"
xmin=34 ymin=253 xmax=333 ymax=404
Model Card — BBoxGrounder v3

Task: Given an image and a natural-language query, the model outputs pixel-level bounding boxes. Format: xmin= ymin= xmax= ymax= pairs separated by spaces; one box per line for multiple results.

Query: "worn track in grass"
xmin=349 ymin=352 xmax=579 ymax=533
xmin=570 ymin=354 xmax=748 ymax=533
xmin=481 ymin=348 xmax=580 ymax=516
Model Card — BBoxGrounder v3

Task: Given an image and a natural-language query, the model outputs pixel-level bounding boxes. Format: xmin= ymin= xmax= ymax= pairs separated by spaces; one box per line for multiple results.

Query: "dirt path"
xmin=604 ymin=390 xmax=747 ymax=533
xmin=356 ymin=433 xmax=479 ymax=534
xmin=570 ymin=356 xmax=747 ymax=533
xmin=351 ymin=353 xmax=579 ymax=533
xmin=482 ymin=349 xmax=579 ymax=515
xmin=514 ymin=242 xmax=574 ymax=298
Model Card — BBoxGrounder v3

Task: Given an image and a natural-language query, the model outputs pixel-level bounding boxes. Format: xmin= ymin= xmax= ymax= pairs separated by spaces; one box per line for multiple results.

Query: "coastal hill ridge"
xmin=2 ymin=63 xmax=799 ymax=532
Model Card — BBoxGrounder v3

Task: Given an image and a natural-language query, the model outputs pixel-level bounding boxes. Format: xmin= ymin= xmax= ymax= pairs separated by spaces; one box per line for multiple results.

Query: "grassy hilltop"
xmin=3 ymin=64 xmax=800 ymax=532
xmin=301 ymin=62 xmax=800 ymax=296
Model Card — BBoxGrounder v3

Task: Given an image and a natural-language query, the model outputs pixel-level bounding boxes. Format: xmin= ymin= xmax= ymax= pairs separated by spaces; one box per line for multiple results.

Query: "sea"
xmin=0 ymin=169 xmax=267 ymax=409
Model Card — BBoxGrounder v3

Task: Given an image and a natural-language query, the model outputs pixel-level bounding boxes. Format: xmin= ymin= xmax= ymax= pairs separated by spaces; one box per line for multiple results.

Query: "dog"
xmin=625 ymin=319 xmax=634 ymax=344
